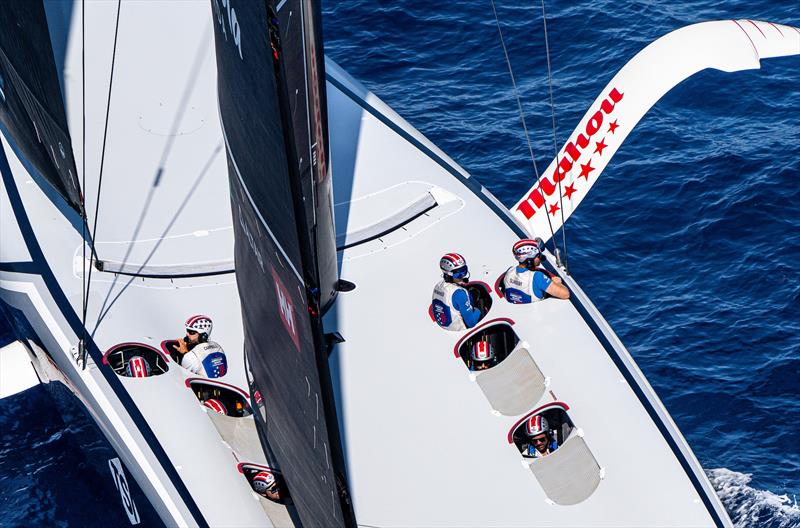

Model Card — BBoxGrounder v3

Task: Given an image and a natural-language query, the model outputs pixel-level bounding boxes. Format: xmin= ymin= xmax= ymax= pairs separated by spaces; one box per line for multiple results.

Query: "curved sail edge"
xmin=513 ymin=19 xmax=800 ymax=242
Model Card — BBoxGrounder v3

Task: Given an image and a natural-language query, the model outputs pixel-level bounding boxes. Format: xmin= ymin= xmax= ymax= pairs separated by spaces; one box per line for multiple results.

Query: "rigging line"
xmin=540 ymin=0 xmax=568 ymax=272
xmin=83 ymin=0 xmax=122 ymax=337
xmin=488 ymin=0 xmax=557 ymax=249
xmin=90 ymin=26 xmax=210 ymax=329
xmin=80 ymin=0 xmax=87 ymax=367
xmin=91 ymin=145 xmax=223 ymax=334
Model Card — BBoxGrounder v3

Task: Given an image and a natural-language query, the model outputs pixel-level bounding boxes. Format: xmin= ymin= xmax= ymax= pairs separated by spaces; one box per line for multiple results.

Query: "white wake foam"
xmin=707 ymin=468 xmax=799 ymax=528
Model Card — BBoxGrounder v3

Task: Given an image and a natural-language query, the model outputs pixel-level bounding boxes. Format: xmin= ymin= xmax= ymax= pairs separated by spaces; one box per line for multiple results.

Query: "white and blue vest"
xmin=432 ymin=280 xmax=466 ymax=331
xmin=503 ymin=266 xmax=543 ymax=304
xmin=182 ymin=341 xmax=228 ymax=378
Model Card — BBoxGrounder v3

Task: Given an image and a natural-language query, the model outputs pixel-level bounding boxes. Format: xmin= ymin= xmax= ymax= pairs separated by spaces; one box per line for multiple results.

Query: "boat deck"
xmin=324 ymin=61 xmax=726 ymax=526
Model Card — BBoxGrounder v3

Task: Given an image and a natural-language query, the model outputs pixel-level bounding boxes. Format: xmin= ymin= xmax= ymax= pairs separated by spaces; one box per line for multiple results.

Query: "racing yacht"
xmin=0 ymin=0 xmax=798 ymax=526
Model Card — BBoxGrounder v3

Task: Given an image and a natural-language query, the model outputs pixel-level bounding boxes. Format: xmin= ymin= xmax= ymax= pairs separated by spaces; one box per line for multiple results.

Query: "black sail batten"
xmin=210 ymin=1 xmax=349 ymax=525
xmin=0 ymin=0 xmax=82 ymax=213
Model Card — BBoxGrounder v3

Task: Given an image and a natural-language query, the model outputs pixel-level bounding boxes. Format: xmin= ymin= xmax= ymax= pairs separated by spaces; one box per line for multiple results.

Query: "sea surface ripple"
xmin=1 ymin=1 xmax=798 ymax=526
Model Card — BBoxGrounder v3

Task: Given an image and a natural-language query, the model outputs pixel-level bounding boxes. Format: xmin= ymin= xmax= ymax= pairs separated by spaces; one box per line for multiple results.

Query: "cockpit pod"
xmin=188 ymin=378 xmax=270 ymax=465
xmin=508 ymin=402 xmax=602 ymax=505
xmin=239 ymin=462 xmax=288 ymax=504
xmin=161 ymin=339 xmax=227 ymax=378
xmin=455 ymin=319 xmax=547 ymax=416
xmin=161 ymin=339 xmax=182 ymax=364
xmin=185 ymin=378 xmax=252 ymax=418
xmin=103 ymin=343 xmax=169 ymax=378
xmin=464 ymin=280 xmax=493 ymax=318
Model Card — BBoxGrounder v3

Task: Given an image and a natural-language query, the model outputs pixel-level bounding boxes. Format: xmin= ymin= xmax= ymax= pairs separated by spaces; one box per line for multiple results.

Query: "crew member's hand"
xmin=265 ymin=488 xmax=281 ymax=501
xmin=551 ymin=276 xmax=562 ymax=285
xmin=176 ymin=338 xmax=189 ymax=355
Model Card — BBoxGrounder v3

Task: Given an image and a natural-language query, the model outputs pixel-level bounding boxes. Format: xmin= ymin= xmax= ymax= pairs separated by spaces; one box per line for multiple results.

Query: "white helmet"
xmin=252 ymin=471 xmax=277 ymax=495
xmin=439 ymin=253 xmax=469 ymax=280
xmin=525 ymin=415 xmax=549 ymax=437
xmin=185 ymin=315 xmax=213 ymax=338
xmin=513 ymin=238 xmax=545 ymax=264
xmin=470 ymin=341 xmax=495 ymax=363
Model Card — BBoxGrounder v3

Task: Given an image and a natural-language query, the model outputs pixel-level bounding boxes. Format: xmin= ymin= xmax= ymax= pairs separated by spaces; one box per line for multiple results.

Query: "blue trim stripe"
xmin=0 ymin=261 xmax=40 ymax=274
xmin=0 ymin=147 xmax=209 ymax=527
xmin=327 ymin=73 xmax=725 ymax=526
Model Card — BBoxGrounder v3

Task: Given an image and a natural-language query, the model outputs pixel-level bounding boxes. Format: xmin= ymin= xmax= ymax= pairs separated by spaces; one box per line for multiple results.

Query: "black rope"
xmin=489 ymin=0 xmax=557 ymax=250
xmin=83 ymin=0 xmax=122 ymax=357
xmin=540 ymin=0 xmax=569 ymax=272
xmin=80 ymin=0 xmax=87 ymax=367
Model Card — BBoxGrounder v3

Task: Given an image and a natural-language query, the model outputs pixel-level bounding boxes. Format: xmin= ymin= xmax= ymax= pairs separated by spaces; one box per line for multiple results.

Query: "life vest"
xmin=503 ymin=266 xmax=543 ymax=304
xmin=431 ymin=280 xmax=467 ymax=331
xmin=181 ymin=341 xmax=228 ymax=378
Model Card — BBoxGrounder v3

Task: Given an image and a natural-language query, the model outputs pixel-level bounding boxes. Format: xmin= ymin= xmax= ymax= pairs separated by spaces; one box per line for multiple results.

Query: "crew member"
xmin=470 ymin=341 xmax=496 ymax=371
xmin=174 ymin=315 xmax=228 ymax=378
xmin=252 ymin=470 xmax=282 ymax=501
xmin=125 ymin=356 xmax=151 ymax=378
xmin=503 ymin=238 xmax=570 ymax=303
xmin=432 ymin=253 xmax=482 ymax=331
xmin=521 ymin=415 xmax=558 ymax=459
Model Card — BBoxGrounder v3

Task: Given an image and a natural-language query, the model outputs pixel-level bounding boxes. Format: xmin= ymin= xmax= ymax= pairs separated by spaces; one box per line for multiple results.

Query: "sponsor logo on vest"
xmin=516 ymin=87 xmax=623 ymax=219
xmin=108 ymin=457 xmax=140 ymax=525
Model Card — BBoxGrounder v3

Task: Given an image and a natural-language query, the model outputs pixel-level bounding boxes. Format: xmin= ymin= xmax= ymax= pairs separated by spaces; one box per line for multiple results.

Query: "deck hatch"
xmin=528 ymin=434 xmax=601 ymax=505
xmin=476 ymin=344 xmax=546 ymax=416
xmin=103 ymin=343 xmax=169 ymax=377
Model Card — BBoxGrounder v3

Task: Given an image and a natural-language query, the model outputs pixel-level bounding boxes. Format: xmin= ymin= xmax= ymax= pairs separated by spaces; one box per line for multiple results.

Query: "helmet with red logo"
xmin=125 ymin=356 xmax=151 ymax=378
xmin=185 ymin=315 xmax=213 ymax=340
xmin=252 ymin=471 xmax=277 ymax=495
xmin=513 ymin=238 xmax=545 ymax=264
xmin=203 ymin=399 xmax=227 ymax=415
xmin=470 ymin=341 xmax=495 ymax=363
xmin=439 ymin=253 xmax=469 ymax=280
xmin=525 ymin=414 xmax=549 ymax=437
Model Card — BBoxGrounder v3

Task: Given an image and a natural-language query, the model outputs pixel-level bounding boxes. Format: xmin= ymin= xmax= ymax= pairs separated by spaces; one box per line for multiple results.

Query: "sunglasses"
xmin=532 ymin=435 xmax=549 ymax=444
xmin=186 ymin=329 xmax=198 ymax=336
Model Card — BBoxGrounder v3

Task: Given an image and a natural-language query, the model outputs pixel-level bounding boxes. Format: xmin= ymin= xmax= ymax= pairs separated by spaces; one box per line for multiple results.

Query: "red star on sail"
xmin=549 ymin=202 xmax=560 ymax=216
xmin=563 ymin=183 xmax=577 ymax=200
xmin=608 ymin=119 xmax=619 ymax=134
xmin=594 ymin=138 xmax=608 ymax=155
xmin=579 ymin=161 xmax=595 ymax=180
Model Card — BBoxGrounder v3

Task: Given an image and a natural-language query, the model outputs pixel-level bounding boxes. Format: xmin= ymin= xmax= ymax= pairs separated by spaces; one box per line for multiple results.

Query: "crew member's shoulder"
xmin=197 ymin=341 xmax=224 ymax=352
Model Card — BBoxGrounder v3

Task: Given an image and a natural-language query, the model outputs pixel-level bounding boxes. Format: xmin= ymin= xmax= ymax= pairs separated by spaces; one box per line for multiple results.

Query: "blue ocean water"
xmin=1 ymin=1 xmax=798 ymax=526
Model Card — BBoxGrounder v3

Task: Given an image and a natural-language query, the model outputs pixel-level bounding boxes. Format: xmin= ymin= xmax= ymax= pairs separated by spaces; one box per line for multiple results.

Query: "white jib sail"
xmin=513 ymin=20 xmax=800 ymax=242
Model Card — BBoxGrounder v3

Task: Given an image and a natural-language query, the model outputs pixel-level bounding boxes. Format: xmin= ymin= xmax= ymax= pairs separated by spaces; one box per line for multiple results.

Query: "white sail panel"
xmin=513 ymin=20 xmax=800 ymax=241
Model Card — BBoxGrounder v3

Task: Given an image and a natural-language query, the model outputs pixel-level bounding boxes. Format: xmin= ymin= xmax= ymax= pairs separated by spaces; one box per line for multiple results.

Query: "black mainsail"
xmin=0 ymin=0 xmax=82 ymax=212
xmin=210 ymin=0 xmax=349 ymax=525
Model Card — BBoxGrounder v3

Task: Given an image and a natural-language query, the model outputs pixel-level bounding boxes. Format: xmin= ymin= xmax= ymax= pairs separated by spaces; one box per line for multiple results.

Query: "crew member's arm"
xmin=534 ymin=271 xmax=570 ymax=300
xmin=544 ymin=275 xmax=570 ymax=299
xmin=452 ymin=288 xmax=482 ymax=328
